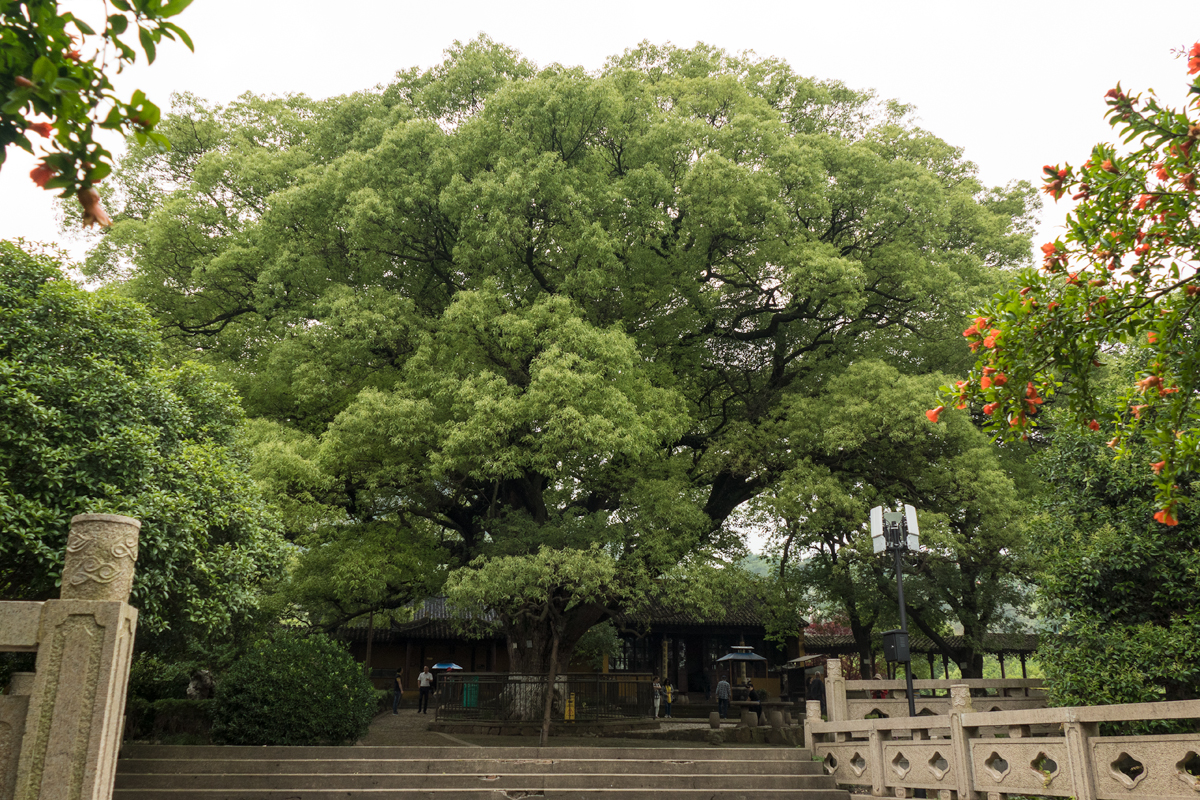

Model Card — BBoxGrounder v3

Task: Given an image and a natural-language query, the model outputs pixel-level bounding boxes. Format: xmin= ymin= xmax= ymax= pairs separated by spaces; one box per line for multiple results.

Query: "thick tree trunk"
xmin=540 ymin=628 xmax=560 ymax=747
xmin=506 ymin=603 xmax=607 ymax=674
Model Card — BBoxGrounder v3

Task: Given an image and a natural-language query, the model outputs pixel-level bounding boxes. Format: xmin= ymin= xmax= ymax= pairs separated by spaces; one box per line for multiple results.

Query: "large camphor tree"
xmin=86 ymin=38 xmax=1037 ymax=672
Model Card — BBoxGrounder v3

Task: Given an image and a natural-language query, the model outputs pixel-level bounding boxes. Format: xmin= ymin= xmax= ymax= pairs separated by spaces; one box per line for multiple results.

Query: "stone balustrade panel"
xmin=811 ymin=696 xmax=1200 ymax=800
xmin=1091 ymin=733 xmax=1200 ymax=800
xmin=968 ymin=736 xmax=1073 ymax=797
xmin=849 ymin=696 xmax=1047 ymax=720
xmin=820 ymin=739 xmax=876 ymax=792
xmin=882 ymin=738 xmax=963 ymax=793
xmin=1 ymin=675 xmax=35 ymax=800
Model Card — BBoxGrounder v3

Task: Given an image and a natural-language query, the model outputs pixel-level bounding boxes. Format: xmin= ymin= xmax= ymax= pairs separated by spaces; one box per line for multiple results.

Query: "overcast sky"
xmin=2 ymin=0 xmax=1198 ymax=260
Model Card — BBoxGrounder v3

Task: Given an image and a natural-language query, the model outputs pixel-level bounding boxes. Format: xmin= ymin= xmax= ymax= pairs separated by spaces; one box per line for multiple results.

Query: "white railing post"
xmin=948 ymin=684 xmax=978 ymax=800
xmin=804 ymin=699 xmax=821 ymax=751
xmin=869 ymin=725 xmax=888 ymax=797
xmin=826 ymin=658 xmax=848 ymax=722
xmin=1063 ymin=717 xmax=1098 ymax=800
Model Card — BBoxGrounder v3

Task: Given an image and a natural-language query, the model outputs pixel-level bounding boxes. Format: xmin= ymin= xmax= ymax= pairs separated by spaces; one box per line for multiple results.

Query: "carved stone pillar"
xmin=948 ymin=684 xmax=978 ymax=800
xmin=1063 ymin=719 xmax=1098 ymax=800
xmin=826 ymin=658 xmax=848 ymax=722
xmin=14 ymin=514 xmax=140 ymax=800
xmin=805 ymin=699 xmax=821 ymax=750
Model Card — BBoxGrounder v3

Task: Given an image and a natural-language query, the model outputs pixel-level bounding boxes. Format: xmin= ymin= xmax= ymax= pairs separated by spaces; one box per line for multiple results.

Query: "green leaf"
xmin=139 ymin=27 xmax=157 ymax=64
xmin=163 ymin=22 xmax=194 ymax=51
xmin=159 ymin=0 xmax=195 ymax=17
xmin=32 ymin=57 xmax=56 ymax=83
xmin=107 ymin=14 xmax=129 ymax=35
xmin=110 ymin=0 xmax=131 ymax=10
xmin=86 ymin=162 xmax=112 ymax=183
xmin=73 ymin=18 xmax=96 ymax=35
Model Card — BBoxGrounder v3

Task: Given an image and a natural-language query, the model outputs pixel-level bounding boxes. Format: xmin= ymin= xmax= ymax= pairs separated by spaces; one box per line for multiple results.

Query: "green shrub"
xmin=152 ymin=699 xmax=213 ymax=742
xmin=127 ymin=653 xmax=194 ymax=702
xmin=211 ymin=632 xmax=375 ymax=746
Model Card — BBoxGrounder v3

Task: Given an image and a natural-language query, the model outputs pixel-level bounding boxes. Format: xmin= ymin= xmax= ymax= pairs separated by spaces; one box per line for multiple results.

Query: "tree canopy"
xmin=0 ymin=240 xmax=286 ymax=651
xmin=87 ymin=38 xmax=1038 ymax=669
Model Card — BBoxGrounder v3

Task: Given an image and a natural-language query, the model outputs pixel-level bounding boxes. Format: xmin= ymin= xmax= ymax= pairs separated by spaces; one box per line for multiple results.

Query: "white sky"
xmin=2 ymin=0 xmax=1198 ymax=259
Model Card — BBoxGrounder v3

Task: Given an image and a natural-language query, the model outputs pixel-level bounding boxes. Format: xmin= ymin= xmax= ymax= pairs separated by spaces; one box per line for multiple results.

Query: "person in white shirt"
xmin=417 ymin=666 xmax=434 ymax=714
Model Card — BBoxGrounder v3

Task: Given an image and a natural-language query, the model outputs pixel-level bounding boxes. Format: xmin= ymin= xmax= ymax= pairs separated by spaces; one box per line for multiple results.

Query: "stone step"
xmin=119 ymin=745 xmax=815 ymax=762
xmin=115 ymin=773 xmax=837 ymax=790
xmin=117 ymin=757 xmax=823 ymax=775
xmin=112 ymin=791 xmax=849 ymax=800
xmin=112 ymin=745 xmax=849 ymax=800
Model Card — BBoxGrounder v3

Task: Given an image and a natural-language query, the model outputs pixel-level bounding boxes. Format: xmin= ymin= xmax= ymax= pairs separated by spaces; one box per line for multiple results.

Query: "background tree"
xmin=0 ymin=240 xmax=286 ymax=652
xmin=87 ymin=39 xmax=1038 ymax=671
xmin=757 ymin=362 xmax=1034 ymax=678
xmin=2 ymin=0 xmax=194 ymax=225
xmin=940 ymin=43 xmax=1200 ymax=525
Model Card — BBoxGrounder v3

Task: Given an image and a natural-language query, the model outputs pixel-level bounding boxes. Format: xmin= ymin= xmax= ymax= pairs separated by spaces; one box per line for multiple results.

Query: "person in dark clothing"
xmin=392 ymin=671 xmax=404 ymax=714
xmin=808 ymin=672 xmax=827 ymax=717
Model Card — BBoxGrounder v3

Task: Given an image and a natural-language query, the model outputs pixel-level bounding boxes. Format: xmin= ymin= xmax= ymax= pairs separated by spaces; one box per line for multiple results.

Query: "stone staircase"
xmin=114 ymin=744 xmax=850 ymax=798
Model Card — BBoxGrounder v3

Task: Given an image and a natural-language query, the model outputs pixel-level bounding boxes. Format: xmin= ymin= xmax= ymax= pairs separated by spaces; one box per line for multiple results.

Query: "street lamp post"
xmin=870 ymin=504 xmax=919 ymax=718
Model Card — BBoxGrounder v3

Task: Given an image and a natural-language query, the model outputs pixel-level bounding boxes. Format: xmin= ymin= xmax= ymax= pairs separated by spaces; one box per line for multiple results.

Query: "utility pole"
xmin=871 ymin=505 xmax=919 ymax=718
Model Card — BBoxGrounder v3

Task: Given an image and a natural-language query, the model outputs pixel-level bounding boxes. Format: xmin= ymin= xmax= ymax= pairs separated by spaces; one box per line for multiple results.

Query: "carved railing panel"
xmin=1092 ymin=733 xmax=1200 ymax=800
xmin=810 ymin=691 xmax=1200 ymax=800
xmin=969 ymin=736 xmax=1072 ymax=796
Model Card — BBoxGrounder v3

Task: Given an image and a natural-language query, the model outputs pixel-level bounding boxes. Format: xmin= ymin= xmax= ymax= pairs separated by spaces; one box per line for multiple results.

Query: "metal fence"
xmin=436 ymin=673 xmax=654 ymax=723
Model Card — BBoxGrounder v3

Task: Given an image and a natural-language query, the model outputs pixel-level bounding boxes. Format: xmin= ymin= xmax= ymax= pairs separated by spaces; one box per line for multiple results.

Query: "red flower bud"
xmin=15 ymin=75 xmax=34 ymax=88
xmin=27 ymin=122 xmax=53 ymax=137
xmin=29 ymin=162 xmax=57 ymax=188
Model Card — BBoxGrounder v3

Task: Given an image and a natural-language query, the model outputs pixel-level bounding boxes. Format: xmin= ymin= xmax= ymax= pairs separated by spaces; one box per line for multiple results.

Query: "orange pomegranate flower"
xmin=1153 ymin=508 xmax=1179 ymax=526
xmin=1150 ymin=460 xmax=1166 ymax=474
xmin=27 ymin=122 xmax=53 ymax=137
xmin=980 ymin=376 xmax=992 ymax=390
xmin=993 ymin=373 xmax=1008 ymax=387
xmin=925 ymin=406 xmax=944 ymax=424
xmin=983 ymin=402 xmax=999 ymax=415
xmin=1088 ymin=419 xmax=1100 ymax=431
xmin=1189 ymin=42 xmax=1200 ymax=75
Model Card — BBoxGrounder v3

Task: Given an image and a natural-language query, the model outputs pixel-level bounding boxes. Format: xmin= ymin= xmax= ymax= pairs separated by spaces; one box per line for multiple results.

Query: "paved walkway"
xmin=358 ymin=705 xmax=742 ymax=749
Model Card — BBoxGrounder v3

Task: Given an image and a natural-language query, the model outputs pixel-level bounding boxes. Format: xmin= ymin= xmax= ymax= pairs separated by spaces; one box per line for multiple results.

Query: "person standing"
xmin=417 ymin=665 xmax=434 ymax=714
xmin=663 ymin=680 xmax=674 ymax=718
xmin=715 ymin=676 xmax=731 ymax=719
xmin=808 ymin=672 xmax=827 ymax=717
xmin=651 ymin=676 xmax=662 ymax=719
xmin=392 ymin=670 xmax=404 ymax=714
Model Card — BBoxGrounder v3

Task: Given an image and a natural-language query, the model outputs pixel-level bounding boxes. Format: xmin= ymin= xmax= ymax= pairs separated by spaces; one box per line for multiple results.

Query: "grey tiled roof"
xmin=803 ymin=632 xmax=1039 ymax=655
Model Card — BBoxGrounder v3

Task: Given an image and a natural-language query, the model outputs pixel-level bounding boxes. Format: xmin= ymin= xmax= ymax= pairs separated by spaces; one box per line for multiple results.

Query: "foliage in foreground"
xmin=211 ymin=632 xmax=376 ymax=746
xmin=939 ymin=43 xmax=1200 ymax=524
xmin=0 ymin=240 xmax=286 ymax=652
xmin=1032 ymin=410 xmax=1200 ymax=705
xmin=2 ymin=0 xmax=194 ymax=226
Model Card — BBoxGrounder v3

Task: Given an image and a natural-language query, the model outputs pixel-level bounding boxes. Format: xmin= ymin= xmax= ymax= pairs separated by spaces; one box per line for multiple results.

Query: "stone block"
xmin=708 ymin=712 xmax=721 ymax=729
xmin=0 ymin=604 xmax=42 ymax=653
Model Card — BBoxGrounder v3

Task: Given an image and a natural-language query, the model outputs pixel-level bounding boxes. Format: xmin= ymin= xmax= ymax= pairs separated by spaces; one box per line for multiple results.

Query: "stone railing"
xmin=822 ymin=659 xmax=1047 ymax=722
xmin=807 ymin=685 xmax=1200 ymax=800
xmin=0 ymin=514 xmax=141 ymax=800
